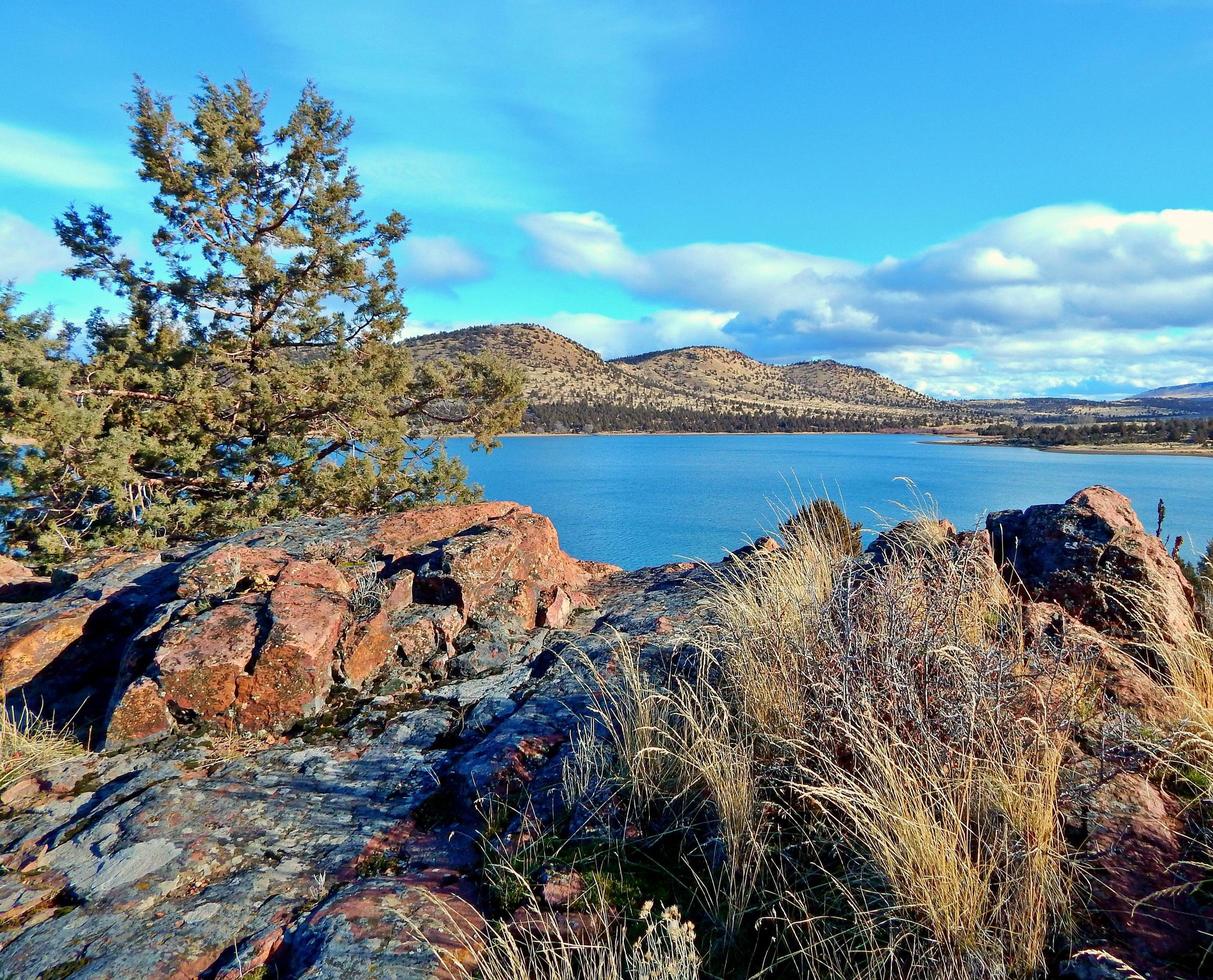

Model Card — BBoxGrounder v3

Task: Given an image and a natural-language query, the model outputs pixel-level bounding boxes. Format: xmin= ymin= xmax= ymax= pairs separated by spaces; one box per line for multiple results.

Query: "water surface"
xmin=451 ymin=433 xmax=1212 ymax=570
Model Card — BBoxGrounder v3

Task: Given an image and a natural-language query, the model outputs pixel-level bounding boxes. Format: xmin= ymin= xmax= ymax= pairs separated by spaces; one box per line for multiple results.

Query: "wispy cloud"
xmin=400 ymin=234 xmax=490 ymax=293
xmin=0 ymin=122 xmax=123 ymax=190
xmin=247 ymin=0 xmax=710 ymax=214
xmin=0 ymin=211 xmax=67 ymax=282
xmin=520 ymin=205 xmax=1213 ymax=397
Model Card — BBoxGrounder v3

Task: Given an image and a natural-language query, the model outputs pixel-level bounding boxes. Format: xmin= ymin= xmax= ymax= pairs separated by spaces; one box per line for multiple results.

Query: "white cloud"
xmin=0 ymin=211 xmax=67 ymax=282
xmin=547 ymin=308 xmax=735 ymax=358
xmin=519 ymin=204 xmax=1213 ymax=397
xmin=0 ymin=122 xmax=122 ymax=190
xmin=400 ymin=235 xmax=490 ymax=291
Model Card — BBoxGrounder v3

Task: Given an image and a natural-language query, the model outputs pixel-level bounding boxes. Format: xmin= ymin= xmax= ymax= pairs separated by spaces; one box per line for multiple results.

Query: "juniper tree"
xmin=0 ymin=77 xmax=523 ymax=564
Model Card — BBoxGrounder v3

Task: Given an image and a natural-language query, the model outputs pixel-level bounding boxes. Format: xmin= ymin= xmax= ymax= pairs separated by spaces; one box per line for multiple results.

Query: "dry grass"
xmin=408 ymin=890 xmax=701 ymax=980
xmin=1113 ymin=580 xmax=1213 ymax=805
xmin=0 ymin=704 xmax=85 ymax=794
xmin=574 ymin=499 xmax=1072 ymax=979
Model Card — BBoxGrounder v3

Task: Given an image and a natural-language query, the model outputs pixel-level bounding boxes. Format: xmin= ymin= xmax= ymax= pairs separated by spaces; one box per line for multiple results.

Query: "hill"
xmin=1135 ymin=380 xmax=1213 ymax=399
xmin=406 ymin=324 xmax=967 ymax=432
xmin=781 ymin=358 xmax=938 ymax=410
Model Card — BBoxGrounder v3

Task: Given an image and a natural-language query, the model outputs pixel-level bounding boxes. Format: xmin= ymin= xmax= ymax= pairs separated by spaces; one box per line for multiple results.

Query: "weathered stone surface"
xmin=1 ymin=490 xmax=1207 ymax=978
xmin=989 ymin=486 xmax=1197 ymax=646
xmin=154 ymin=593 xmax=263 ymax=720
xmin=0 ymin=555 xmax=176 ymax=738
xmin=410 ymin=509 xmax=614 ymax=629
xmin=105 ymin=675 xmax=174 ymax=745
xmin=286 ymin=873 xmax=483 ymax=978
xmin=234 ymin=583 xmax=347 ymax=732
xmin=1077 ymin=771 xmax=1202 ymax=974
xmin=538 ymin=585 xmax=573 ymax=629
xmin=0 ymin=555 xmax=53 ymax=603
xmin=343 ymin=573 xmax=416 ymax=689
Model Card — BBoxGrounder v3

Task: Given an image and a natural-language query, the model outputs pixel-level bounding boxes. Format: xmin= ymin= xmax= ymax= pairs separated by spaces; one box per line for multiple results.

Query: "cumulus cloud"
xmin=400 ymin=235 xmax=490 ymax=292
xmin=0 ymin=211 xmax=68 ymax=282
xmin=546 ymin=308 xmax=736 ymax=359
xmin=519 ymin=204 xmax=1213 ymax=397
xmin=0 ymin=122 xmax=122 ymax=190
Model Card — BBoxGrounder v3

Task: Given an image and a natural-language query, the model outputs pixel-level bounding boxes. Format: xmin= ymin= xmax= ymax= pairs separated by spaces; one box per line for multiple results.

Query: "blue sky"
xmin=2 ymin=1 xmax=1213 ymax=398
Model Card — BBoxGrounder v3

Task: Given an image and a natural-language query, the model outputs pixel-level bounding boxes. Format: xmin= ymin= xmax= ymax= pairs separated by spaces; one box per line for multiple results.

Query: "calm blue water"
xmin=451 ymin=434 xmax=1213 ymax=570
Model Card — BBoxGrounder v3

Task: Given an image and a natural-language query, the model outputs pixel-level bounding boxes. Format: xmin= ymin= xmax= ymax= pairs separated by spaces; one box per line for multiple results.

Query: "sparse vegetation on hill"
xmin=406 ymin=324 xmax=974 ymax=433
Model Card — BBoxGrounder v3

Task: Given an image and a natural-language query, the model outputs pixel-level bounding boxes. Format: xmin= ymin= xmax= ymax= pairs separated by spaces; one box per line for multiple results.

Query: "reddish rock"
xmin=412 ymin=511 xmax=599 ymax=629
xmin=0 ymin=871 xmax=68 ymax=926
xmin=211 ymin=923 xmax=285 ymax=980
xmin=105 ymin=676 xmax=174 ymax=746
xmin=0 ymin=556 xmax=52 ymax=603
xmin=176 ymin=545 xmax=292 ymax=599
xmin=988 ymin=486 xmax=1197 ymax=647
xmin=286 ymin=873 xmax=483 ymax=977
xmin=154 ymin=594 xmax=262 ymax=720
xmin=344 ymin=574 xmax=416 ymax=688
xmin=277 ymin=558 xmax=351 ymax=596
xmin=510 ymin=907 xmax=605 ymax=944
xmin=0 ymin=601 xmax=96 ymax=693
xmin=538 ymin=586 xmax=574 ymax=629
xmin=1081 ymin=771 xmax=1203 ymax=972
xmin=369 ymin=501 xmax=527 ymax=558
xmin=234 ymin=583 xmax=348 ymax=732
xmin=541 ymin=870 xmax=586 ymax=910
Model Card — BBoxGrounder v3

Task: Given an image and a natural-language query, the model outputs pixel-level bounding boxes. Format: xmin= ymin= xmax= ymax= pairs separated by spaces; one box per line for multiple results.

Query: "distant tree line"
xmin=981 ymin=418 xmax=1213 ymax=448
xmin=522 ymin=401 xmax=951 ymax=434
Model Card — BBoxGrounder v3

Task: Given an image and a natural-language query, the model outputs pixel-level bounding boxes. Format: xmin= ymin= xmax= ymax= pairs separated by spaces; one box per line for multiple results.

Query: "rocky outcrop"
xmin=0 ymin=503 xmax=613 ymax=748
xmin=988 ymin=485 xmax=1198 ymax=647
xmin=0 ymin=507 xmax=704 ymax=979
xmin=0 ymin=487 xmax=1209 ymax=978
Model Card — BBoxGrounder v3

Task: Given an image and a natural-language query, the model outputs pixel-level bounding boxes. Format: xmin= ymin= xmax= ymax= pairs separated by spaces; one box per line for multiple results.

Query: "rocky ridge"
xmin=0 ymin=488 xmax=1208 ymax=978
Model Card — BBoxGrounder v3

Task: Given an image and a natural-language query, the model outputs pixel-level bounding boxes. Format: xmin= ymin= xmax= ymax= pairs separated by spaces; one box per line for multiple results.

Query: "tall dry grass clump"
xmin=580 ymin=499 xmax=1072 ymax=979
xmin=1112 ymin=579 xmax=1213 ymax=802
xmin=410 ymin=893 xmax=701 ymax=980
xmin=0 ymin=704 xmax=84 ymax=793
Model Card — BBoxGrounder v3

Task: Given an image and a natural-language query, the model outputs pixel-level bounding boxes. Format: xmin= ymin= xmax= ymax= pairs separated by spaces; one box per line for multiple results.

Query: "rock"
xmin=0 ymin=508 xmax=715 ymax=978
xmin=1061 ymin=950 xmax=1148 ymax=980
xmin=410 ymin=510 xmax=601 ymax=629
xmin=0 ymin=555 xmax=53 ymax=603
xmin=152 ymin=593 xmax=264 ymax=721
xmin=541 ymin=870 xmax=586 ymax=910
xmin=539 ymin=585 xmax=574 ymax=629
xmin=176 ymin=544 xmax=292 ymax=599
xmin=104 ymin=676 xmax=174 ymax=745
xmin=988 ymin=486 xmax=1197 ymax=647
xmin=286 ymin=873 xmax=483 ymax=978
xmin=0 ymin=871 xmax=67 ymax=926
xmin=343 ymin=573 xmax=415 ymax=689
xmin=1079 ymin=771 xmax=1199 ymax=973
xmin=449 ymin=623 xmax=521 ymax=679
xmin=0 ymin=554 xmax=176 ymax=739
xmin=234 ymin=583 xmax=348 ymax=732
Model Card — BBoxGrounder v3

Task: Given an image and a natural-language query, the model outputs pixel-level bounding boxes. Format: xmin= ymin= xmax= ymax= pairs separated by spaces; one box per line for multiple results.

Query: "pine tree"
xmin=0 ymin=77 xmax=523 ymax=564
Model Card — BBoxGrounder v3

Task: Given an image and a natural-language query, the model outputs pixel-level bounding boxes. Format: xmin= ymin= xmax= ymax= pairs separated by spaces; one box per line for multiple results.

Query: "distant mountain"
xmin=1134 ymin=381 xmax=1213 ymax=399
xmin=958 ymin=395 xmax=1213 ymax=425
xmin=405 ymin=324 xmax=969 ymax=432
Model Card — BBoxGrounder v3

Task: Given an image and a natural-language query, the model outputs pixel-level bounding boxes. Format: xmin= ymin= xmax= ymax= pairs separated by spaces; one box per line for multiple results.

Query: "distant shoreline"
xmin=499 ymin=427 xmax=981 ymax=439
xmin=932 ymin=436 xmax=1213 ymax=459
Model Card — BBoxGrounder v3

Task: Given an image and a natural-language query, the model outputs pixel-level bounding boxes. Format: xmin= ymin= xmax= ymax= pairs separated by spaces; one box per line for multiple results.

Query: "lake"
xmin=450 ymin=433 xmax=1213 ymax=570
